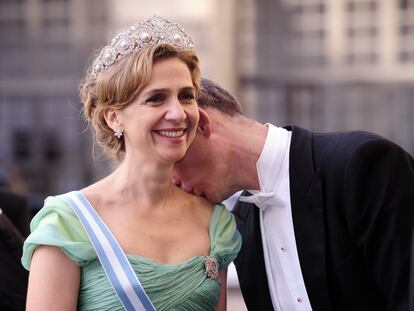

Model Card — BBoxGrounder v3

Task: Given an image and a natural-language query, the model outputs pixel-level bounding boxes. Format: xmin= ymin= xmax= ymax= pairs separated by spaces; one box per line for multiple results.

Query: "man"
xmin=0 ymin=210 xmax=28 ymax=311
xmin=0 ymin=172 xmax=30 ymax=310
xmin=0 ymin=188 xmax=30 ymax=237
xmin=411 ymin=229 xmax=414 ymax=311
xmin=173 ymin=78 xmax=414 ymax=310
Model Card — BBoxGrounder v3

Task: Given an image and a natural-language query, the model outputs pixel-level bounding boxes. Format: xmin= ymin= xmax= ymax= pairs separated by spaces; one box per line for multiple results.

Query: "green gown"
xmin=22 ymin=196 xmax=241 ymax=310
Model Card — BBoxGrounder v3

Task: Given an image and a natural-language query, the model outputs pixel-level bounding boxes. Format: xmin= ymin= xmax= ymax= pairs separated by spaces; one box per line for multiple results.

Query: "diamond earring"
xmin=114 ymin=128 xmax=123 ymax=139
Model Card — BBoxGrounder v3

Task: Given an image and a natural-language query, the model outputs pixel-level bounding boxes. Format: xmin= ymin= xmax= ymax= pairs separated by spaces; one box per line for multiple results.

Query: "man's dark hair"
xmin=198 ymin=78 xmax=243 ymax=116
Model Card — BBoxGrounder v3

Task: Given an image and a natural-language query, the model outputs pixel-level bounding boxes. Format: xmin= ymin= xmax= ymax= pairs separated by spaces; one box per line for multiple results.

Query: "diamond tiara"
xmin=91 ymin=15 xmax=194 ymax=78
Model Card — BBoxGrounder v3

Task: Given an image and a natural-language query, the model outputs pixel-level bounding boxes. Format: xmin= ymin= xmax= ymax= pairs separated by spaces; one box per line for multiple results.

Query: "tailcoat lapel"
xmin=287 ymin=126 xmax=332 ymax=310
xmin=232 ymin=195 xmax=274 ymax=310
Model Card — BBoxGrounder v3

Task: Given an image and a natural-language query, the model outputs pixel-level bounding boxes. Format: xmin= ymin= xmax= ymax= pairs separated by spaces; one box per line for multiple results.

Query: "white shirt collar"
xmin=239 ymin=124 xmax=291 ymax=210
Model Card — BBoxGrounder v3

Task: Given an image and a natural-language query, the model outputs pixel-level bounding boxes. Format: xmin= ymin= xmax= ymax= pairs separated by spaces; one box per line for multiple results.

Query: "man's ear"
xmin=104 ymin=107 xmax=122 ymax=131
xmin=197 ymin=108 xmax=212 ymax=137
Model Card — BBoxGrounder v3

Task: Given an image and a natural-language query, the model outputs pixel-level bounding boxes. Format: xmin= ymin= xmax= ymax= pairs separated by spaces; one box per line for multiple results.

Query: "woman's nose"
xmin=165 ymin=99 xmax=186 ymax=121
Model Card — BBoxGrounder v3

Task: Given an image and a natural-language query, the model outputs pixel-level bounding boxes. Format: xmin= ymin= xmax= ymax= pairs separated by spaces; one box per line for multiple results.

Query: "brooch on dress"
xmin=204 ymin=255 xmax=219 ymax=280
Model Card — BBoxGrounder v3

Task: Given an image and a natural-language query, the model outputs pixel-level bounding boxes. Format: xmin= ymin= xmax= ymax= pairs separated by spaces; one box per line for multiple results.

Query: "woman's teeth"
xmin=158 ymin=130 xmax=184 ymax=138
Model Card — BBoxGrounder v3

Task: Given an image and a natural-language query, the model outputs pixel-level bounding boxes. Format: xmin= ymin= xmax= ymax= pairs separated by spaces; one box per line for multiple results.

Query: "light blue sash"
xmin=59 ymin=191 xmax=156 ymax=311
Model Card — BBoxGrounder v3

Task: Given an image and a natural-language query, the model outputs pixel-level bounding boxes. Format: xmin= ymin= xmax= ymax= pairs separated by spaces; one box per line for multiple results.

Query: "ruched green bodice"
xmin=22 ymin=196 xmax=241 ymax=310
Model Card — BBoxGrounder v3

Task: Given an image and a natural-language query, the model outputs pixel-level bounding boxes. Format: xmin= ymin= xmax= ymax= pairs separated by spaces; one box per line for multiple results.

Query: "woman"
xmin=22 ymin=15 xmax=241 ymax=310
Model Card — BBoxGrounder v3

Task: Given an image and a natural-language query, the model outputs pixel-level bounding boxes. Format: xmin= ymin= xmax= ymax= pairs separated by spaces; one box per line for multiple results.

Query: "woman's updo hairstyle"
xmin=79 ymin=16 xmax=200 ymax=160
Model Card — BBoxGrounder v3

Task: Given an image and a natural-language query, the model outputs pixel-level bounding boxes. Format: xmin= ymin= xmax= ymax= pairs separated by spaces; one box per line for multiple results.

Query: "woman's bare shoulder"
xmin=180 ymin=191 xmax=214 ymax=225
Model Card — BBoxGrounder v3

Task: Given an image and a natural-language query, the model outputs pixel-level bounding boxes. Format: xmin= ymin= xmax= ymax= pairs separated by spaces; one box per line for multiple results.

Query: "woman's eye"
xmin=146 ymin=94 xmax=165 ymax=105
xmin=180 ymin=93 xmax=195 ymax=101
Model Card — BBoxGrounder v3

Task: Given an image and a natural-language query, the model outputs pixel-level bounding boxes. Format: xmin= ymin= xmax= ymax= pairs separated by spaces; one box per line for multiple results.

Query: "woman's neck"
xmin=107 ymin=156 xmax=177 ymax=207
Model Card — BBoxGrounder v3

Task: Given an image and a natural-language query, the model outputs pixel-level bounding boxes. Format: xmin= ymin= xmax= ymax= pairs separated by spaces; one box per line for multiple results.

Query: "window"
xmin=289 ymin=0 xmax=327 ymax=67
xmin=40 ymin=0 xmax=71 ymax=44
xmin=398 ymin=0 xmax=414 ymax=62
xmin=13 ymin=129 xmax=32 ymax=161
xmin=344 ymin=0 xmax=379 ymax=65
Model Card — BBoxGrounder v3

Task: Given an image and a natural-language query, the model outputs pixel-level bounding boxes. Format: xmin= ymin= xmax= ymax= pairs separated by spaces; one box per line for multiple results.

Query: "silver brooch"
xmin=204 ymin=255 xmax=219 ymax=280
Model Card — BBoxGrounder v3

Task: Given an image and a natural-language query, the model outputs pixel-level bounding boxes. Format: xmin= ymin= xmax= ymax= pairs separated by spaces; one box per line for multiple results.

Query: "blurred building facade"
xmin=0 ymin=0 xmax=110 ymax=197
xmin=237 ymin=0 xmax=414 ymax=154
xmin=0 ymin=0 xmax=413 ymax=196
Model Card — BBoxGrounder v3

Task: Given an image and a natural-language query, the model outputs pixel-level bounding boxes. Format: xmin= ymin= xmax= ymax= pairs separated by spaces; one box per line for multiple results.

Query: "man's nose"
xmin=171 ymin=175 xmax=181 ymax=186
xmin=181 ymin=185 xmax=194 ymax=194
xmin=178 ymin=181 xmax=193 ymax=194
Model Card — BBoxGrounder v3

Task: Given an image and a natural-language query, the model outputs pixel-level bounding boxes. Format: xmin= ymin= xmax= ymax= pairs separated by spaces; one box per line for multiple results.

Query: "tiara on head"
xmin=91 ymin=15 xmax=194 ymax=78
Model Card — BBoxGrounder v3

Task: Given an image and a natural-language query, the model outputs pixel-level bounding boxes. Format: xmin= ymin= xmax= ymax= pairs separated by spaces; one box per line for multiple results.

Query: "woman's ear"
xmin=104 ymin=107 xmax=122 ymax=132
xmin=197 ymin=108 xmax=212 ymax=137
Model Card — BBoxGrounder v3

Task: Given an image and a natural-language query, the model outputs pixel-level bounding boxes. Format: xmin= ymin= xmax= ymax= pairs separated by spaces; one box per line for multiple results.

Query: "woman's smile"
xmin=156 ymin=128 xmax=186 ymax=138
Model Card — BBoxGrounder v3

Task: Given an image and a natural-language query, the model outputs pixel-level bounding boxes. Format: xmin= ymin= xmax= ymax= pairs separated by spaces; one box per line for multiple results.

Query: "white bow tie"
xmin=239 ymin=191 xmax=285 ymax=211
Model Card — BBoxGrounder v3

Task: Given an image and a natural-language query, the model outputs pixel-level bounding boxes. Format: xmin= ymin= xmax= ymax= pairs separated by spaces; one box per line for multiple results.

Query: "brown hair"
xmin=80 ymin=44 xmax=200 ymax=159
xmin=197 ymin=78 xmax=243 ymax=116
